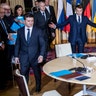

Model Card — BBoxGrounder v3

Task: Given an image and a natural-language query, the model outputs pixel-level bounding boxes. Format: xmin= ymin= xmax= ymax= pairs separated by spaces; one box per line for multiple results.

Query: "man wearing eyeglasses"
xmin=0 ymin=3 xmax=16 ymax=81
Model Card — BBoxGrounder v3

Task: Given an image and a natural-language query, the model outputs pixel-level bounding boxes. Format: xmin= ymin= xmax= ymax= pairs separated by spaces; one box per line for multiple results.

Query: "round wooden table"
xmin=43 ymin=55 xmax=96 ymax=95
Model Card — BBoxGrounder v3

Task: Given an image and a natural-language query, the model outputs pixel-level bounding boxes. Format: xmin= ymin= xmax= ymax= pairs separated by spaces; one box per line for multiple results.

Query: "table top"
xmin=43 ymin=54 xmax=96 ymax=85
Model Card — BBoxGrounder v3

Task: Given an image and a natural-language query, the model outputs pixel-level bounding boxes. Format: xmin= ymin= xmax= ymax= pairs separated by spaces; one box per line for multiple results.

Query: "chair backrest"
xmin=14 ymin=69 xmax=30 ymax=96
xmin=55 ymin=43 xmax=72 ymax=57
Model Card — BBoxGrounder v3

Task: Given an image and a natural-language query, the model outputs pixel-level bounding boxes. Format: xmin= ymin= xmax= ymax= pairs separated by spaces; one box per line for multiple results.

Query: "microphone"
xmin=72 ymin=56 xmax=87 ymax=73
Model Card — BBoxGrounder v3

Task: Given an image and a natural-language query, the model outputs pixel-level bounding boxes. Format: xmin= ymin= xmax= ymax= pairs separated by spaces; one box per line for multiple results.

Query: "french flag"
xmin=65 ymin=0 xmax=73 ymax=32
xmin=57 ymin=0 xmax=65 ymax=30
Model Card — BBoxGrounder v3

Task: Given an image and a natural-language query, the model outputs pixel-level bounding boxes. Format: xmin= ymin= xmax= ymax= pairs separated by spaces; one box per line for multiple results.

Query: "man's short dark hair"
xmin=75 ymin=4 xmax=83 ymax=9
xmin=38 ymin=0 xmax=45 ymax=3
xmin=24 ymin=13 xmax=34 ymax=20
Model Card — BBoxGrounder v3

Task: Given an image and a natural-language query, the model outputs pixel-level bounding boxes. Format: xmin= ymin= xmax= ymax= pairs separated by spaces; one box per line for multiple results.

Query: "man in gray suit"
xmin=15 ymin=13 xmax=46 ymax=92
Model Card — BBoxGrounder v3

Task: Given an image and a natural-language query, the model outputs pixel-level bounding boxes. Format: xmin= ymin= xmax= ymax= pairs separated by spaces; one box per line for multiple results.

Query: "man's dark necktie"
xmin=0 ymin=19 xmax=8 ymax=35
xmin=42 ymin=12 xmax=46 ymax=21
xmin=27 ymin=29 xmax=30 ymax=43
xmin=78 ymin=16 xmax=80 ymax=23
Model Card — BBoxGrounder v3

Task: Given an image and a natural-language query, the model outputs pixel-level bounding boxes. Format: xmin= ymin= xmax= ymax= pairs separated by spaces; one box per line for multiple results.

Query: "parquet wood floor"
xmin=0 ymin=74 xmax=83 ymax=96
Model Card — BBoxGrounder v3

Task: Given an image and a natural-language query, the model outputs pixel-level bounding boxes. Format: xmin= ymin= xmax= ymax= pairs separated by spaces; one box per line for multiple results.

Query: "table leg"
xmin=83 ymin=84 xmax=88 ymax=95
xmin=74 ymin=84 xmax=88 ymax=96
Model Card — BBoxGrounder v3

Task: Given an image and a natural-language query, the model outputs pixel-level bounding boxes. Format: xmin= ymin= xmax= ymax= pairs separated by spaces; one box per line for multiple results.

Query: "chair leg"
xmin=68 ymin=83 xmax=71 ymax=91
xmin=54 ymin=79 xmax=57 ymax=82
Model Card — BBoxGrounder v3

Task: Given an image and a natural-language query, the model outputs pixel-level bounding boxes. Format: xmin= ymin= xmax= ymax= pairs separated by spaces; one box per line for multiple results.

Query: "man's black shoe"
xmin=0 ymin=85 xmax=6 ymax=90
xmin=35 ymin=88 xmax=41 ymax=92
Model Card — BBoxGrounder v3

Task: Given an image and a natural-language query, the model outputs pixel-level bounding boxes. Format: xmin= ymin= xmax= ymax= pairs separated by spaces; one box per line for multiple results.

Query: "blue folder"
xmin=10 ymin=22 xmax=20 ymax=31
xmin=50 ymin=70 xmax=72 ymax=77
xmin=15 ymin=16 xmax=24 ymax=27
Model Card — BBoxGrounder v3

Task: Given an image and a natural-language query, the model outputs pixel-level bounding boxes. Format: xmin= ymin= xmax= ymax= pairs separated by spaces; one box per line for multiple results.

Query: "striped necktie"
xmin=0 ymin=19 xmax=8 ymax=35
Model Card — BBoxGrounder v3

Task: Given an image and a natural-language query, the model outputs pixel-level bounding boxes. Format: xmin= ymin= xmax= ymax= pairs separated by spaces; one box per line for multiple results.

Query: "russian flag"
xmin=65 ymin=0 xmax=73 ymax=32
xmin=92 ymin=0 xmax=96 ymax=32
xmin=57 ymin=0 xmax=65 ymax=30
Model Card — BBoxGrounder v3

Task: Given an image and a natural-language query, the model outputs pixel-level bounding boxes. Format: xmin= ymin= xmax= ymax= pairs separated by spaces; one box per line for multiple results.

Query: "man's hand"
xmin=15 ymin=57 xmax=20 ymax=64
xmin=38 ymin=56 xmax=43 ymax=63
xmin=8 ymin=33 xmax=14 ymax=40
xmin=0 ymin=42 xmax=5 ymax=50
xmin=49 ymin=22 xmax=56 ymax=29
xmin=52 ymin=32 xmax=55 ymax=37
xmin=15 ymin=57 xmax=20 ymax=69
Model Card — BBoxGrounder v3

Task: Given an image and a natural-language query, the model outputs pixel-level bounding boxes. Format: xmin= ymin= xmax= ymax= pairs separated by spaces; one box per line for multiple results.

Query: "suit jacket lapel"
xmin=29 ymin=26 xmax=35 ymax=44
xmin=70 ymin=14 xmax=77 ymax=23
xmin=22 ymin=27 xmax=28 ymax=44
xmin=39 ymin=11 xmax=46 ymax=22
xmin=45 ymin=9 xmax=50 ymax=21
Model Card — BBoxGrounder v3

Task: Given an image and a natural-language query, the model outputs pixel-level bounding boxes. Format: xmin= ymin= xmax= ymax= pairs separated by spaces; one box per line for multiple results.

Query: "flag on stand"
xmin=83 ymin=0 xmax=91 ymax=33
xmin=92 ymin=0 xmax=96 ymax=32
xmin=57 ymin=0 xmax=65 ymax=30
xmin=65 ymin=0 xmax=73 ymax=32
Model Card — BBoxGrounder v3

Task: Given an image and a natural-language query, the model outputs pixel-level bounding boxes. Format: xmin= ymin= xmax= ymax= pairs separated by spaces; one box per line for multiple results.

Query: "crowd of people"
xmin=0 ymin=0 xmax=56 ymax=94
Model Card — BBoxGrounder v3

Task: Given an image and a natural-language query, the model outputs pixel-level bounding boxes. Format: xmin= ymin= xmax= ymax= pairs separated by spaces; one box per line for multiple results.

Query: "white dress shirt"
xmin=76 ymin=14 xmax=82 ymax=23
xmin=25 ymin=26 xmax=33 ymax=41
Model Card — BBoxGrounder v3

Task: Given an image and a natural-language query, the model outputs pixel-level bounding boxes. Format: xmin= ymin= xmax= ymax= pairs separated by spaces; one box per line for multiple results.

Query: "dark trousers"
xmin=71 ymin=39 xmax=85 ymax=53
xmin=20 ymin=62 xmax=41 ymax=90
xmin=6 ymin=45 xmax=15 ymax=80
xmin=0 ymin=50 xmax=7 ymax=89
xmin=43 ymin=30 xmax=49 ymax=62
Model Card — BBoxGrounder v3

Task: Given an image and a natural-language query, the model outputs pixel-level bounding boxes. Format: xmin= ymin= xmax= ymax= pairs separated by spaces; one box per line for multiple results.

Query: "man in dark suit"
xmin=1 ymin=3 xmax=16 ymax=81
xmin=45 ymin=0 xmax=57 ymax=45
xmin=0 ymin=6 xmax=8 ymax=90
xmin=34 ymin=0 xmax=50 ymax=61
xmin=14 ymin=13 xmax=46 ymax=92
xmin=49 ymin=4 xmax=96 ymax=53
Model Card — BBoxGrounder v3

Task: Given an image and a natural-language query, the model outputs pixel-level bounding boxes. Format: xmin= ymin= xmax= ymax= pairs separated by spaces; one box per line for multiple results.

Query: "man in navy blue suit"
xmin=49 ymin=4 xmax=96 ymax=53
xmin=34 ymin=0 xmax=51 ymax=62
xmin=14 ymin=13 xmax=46 ymax=92
xmin=45 ymin=0 xmax=57 ymax=44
